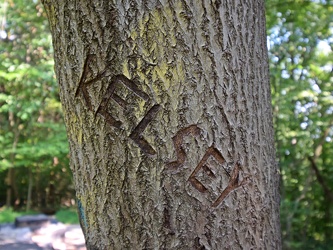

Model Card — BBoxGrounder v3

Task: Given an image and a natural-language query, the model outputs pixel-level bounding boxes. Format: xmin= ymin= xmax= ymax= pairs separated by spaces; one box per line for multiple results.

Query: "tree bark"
xmin=42 ymin=0 xmax=281 ymax=249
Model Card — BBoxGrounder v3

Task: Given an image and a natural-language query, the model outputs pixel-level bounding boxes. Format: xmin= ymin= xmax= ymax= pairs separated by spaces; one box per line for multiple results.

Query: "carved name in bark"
xmin=188 ymin=146 xmax=229 ymax=193
xmin=166 ymin=125 xmax=201 ymax=170
xmin=75 ymin=54 xmax=160 ymax=156
xmin=167 ymin=125 xmax=249 ymax=207
xmin=129 ymin=104 xmax=161 ymax=155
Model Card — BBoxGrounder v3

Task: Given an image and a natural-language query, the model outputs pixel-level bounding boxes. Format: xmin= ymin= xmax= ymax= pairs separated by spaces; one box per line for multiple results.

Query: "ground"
xmin=0 ymin=216 xmax=86 ymax=250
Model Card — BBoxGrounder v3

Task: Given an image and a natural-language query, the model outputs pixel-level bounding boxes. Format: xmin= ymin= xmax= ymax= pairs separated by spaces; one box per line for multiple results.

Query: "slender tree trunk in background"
xmin=5 ymin=168 xmax=14 ymax=207
xmin=43 ymin=0 xmax=281 ymax=249
xmin=6 ymin=112 xmax=19 ymax=207
xmin=26 ymin=168 xmax=33 ymax=212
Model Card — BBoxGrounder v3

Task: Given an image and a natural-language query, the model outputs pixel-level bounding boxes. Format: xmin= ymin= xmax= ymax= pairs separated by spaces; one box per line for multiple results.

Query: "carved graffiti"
xmin=75 ymin=54 xmax=96 ymax=111
xmin=188 ymin=146 xmax=228 ymax=193
xmin=166 ymin=125 xmax=201 ymax=170
xmin=75 ymin=54 xmax=249 ymax=206
xmin=75 ymin=54 xmax=160 ymax=156
xmin=130 ymin=104 xmax=161 ymax=155
xmin=95 ymin=74 xmax=151 ymax=129
xmin=167 ymin=125 xmax=249 ymax=207
xmin=211 ymin=161 xmax=248 ymax=207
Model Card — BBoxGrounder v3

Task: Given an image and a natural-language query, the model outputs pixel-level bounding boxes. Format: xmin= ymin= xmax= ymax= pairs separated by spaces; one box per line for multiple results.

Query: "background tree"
xmin=266 ymin=0 xmax=333 ymax=248
xmin=0 ymin=0 xmax=72 ymax=210
xmin=42 ymin=0 xmax=281 ymax=249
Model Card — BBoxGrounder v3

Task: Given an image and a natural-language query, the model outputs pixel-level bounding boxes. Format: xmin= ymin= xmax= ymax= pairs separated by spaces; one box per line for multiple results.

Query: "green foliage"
xmin=266 ymin=0 xmax=333 ymax=248
xmin=0 ymin=0 xmax=72 ymax=209
xmin=55 ymin=208 xmax=80 ymax=225
xmin=0 ymin=207 xmax=37 ymax=223
xmin=0 ymin=207 xmax=80 ymax=225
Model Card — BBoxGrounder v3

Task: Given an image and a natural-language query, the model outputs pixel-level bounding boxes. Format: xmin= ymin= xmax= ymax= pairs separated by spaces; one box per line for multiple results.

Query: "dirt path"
xmin=0 ymin=222 xmax=86 ymax=250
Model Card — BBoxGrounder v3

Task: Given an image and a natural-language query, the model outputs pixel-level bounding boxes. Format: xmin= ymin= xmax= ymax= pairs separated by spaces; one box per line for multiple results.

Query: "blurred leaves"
xmin=266 ymin=0 xmax=333 ymax=248
xmin=0 ymin=0 xmax=71 ymax=208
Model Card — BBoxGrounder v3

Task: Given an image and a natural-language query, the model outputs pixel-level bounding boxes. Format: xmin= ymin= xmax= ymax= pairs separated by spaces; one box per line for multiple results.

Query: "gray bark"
xmin=43 ymin=0 xmax=281 ymax=249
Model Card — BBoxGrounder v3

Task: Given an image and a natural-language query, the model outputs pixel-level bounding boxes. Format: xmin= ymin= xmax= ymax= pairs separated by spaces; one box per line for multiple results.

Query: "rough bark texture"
xmin=43 ymin=0 xmax=281 ymax=249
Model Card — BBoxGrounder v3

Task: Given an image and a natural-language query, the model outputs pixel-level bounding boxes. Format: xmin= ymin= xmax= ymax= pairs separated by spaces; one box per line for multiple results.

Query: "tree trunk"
xmin=6 ymin=112 xmax=19 ymax=208
xmin=26 ymin=168 xmax=33 ymax=212
xmin=5 ymin=168 xmax=14 ymax=207
xmin=42 ymin=0 xmax=281 ymax=249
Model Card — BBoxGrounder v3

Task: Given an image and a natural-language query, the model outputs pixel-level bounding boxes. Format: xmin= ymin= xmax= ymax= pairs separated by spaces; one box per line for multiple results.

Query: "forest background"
xmin=0 ymin=0 xmax=332 ymax=249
